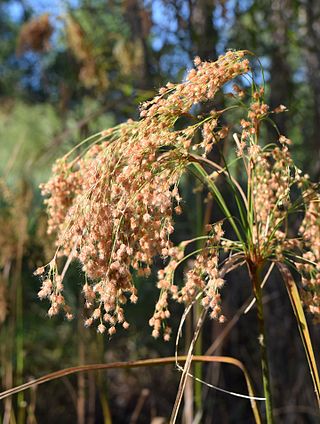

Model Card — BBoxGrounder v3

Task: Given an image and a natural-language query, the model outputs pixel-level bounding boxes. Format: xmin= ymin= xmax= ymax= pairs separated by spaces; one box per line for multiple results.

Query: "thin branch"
xmin=0 ymin=356 xmax=260 ymax=402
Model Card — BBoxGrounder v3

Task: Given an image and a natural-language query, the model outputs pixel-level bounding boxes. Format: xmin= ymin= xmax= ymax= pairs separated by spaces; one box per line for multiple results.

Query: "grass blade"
xmin=0 ymin=355 xmax=262 ymax=423
xmin=277 ymin=263 xmax=320 ymax=408
xmin=188 ymin=162 xmax=245 ymax=244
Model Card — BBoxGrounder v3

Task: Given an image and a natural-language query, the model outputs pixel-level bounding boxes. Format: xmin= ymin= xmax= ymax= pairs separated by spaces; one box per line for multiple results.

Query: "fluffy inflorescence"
xmin=39 ymin=122 xmax=186 ymax=333
xmin=149 ymin=224 xmax=225 ymax=339
xmin=298 ymin=191 xmax=320 ymax=319
xmin=37 ymin=49 xmax=320 ymax=337
xmin=236 ymin=93 xmax=320 ymax=319
xmin=37 ymin=51 xmax=250 ymax=337
xmin=236 ymin=96 xmax=320 ymax=320
xmin=250 ymin=142 xmax=297 ymax=256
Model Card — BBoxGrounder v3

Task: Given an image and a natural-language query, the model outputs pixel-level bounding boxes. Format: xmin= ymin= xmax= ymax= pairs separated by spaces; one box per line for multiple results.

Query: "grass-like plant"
xmin=32 ymin=50 xmax=320 ymax=422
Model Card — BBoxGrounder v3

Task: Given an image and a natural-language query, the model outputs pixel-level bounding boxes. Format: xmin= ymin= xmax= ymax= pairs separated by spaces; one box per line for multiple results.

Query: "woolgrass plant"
xmin=29 ymin=50 xmax=320 ymax=422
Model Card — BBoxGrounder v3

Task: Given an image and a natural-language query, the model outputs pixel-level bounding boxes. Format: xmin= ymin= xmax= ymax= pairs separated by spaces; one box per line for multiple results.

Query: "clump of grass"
xmin=36 ymin=50 xmax=320 ymax=421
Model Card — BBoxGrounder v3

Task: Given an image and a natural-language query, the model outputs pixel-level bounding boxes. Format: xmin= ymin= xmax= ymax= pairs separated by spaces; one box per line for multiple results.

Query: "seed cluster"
xmin=39 ymin=123 xmax=186 ymax=334
xmin=150 ymin=224 xmax=225 ymax=338
xmin=37 ymin=49 xmax=320 ymax=337
xmin=251 ymin=144 xmax=295 ymax=255
xmin=37 ymin=51 xmax=250 ymax=337
xmin=298 ymin=191 xmax=320 ymax=319
xmin=236 ymin=91 xmax=320 ymax=319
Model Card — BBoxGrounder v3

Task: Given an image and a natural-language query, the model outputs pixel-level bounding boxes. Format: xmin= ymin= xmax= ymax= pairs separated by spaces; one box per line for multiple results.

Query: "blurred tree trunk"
xmin=189 ymin=0 xmax=218 ymax=60
xmin=269 ymin=0 xmax=293 ymax=135
xmin=87 ymin=373 xmax=96 ymax=424
xmin=124 ymin=0 xmax=153 ymax=89
xmin=303 ymin=0 xmax=320 ymax=176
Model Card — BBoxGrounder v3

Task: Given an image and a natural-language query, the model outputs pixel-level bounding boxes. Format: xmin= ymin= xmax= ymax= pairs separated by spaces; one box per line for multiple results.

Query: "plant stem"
xmin=194 ymin=187 xmax=203 ymax=415
xmin=250 ymin=263 xmax=274 ymax=424
xmin=194 ymin=300 xmax=203 ymax=410
xmin=16 ymin=185 xmax=29 ymax=424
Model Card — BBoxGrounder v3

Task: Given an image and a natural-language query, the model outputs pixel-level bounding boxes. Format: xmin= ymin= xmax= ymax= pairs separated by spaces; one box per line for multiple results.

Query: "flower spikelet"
xmin=299 ymin=190 xmax=320 ymax=319
xmin=40 ymin=50 xmax=251 ymax=335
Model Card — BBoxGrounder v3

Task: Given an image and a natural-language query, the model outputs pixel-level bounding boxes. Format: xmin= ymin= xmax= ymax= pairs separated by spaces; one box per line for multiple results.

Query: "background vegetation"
xmin=0 ymin=1 xmax=319 ymax=423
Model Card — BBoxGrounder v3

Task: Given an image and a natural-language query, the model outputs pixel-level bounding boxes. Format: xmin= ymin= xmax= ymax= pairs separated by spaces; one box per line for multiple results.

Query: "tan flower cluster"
xmin=298 ymin=191 xmax=320 ymax=319
xmin=140 ymin=50 xmax=249 ymax=156
xmin=232 ymin=88 xmax=302 ymax=260
xmin=39 ymin=50 xmax=320 ymax=334
xmin=39 ymin=51 xmax=250 ymax=337
xmin=141 ymin=50 xmax=249 ymax=121
xmin=40 ymin=159 xmax=82 ymax=239
xmin=234 ymin=88 xmax=320 ymax=319
xmin=39 ymin=121 xmax=186 ymax=334
xmin=149 ymin=224 xmax=225 ymax=338
xmin=251 ymin=143 xmax=295 ymax=256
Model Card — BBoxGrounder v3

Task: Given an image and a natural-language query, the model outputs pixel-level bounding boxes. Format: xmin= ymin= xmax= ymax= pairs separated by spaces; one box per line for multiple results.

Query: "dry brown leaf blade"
xmin=277 ymin=262 xmax=320 ymax=409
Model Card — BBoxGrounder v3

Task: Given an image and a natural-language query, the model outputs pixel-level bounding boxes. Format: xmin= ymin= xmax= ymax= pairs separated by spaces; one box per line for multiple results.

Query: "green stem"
xmin=250 ymin=263 xmax=274 ymax=424
xmin=16 ymin=276 xmax=24 ymax=424
xmin=16 ymin=231 xmax=25 ymax=424
xmin=194 ymin=301 xmax=202 ymax=411
xmin=194 ymin=187 xmax=203 ymax=414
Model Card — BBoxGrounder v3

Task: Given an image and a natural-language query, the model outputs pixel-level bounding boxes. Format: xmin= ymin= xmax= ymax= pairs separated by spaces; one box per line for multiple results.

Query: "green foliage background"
xmin=0 ymin=1 xmax=319 ymax=423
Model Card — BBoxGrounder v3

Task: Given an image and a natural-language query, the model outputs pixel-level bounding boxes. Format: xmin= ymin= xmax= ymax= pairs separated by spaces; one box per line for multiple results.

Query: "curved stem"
xmin=277 ymin=263 xmax=320 ymax=409
xmin=189 ymin=153 xmax=249 ymax=210
xmin=249 ymin=263 xmax=274 ymax=424
xmin=0 ymin=355 xmax=262 ymax=424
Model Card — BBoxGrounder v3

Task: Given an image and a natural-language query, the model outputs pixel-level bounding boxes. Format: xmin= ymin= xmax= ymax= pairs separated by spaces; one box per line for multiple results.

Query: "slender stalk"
xmin=0 ymin=354 xmax=262 ymax=423
xmin=15 ymin=185 xmax=30 ymax=424
xmin=277 ymin=263 xmax=320 ymax=408
xmin=16 ymin=274 xmax=24 ymax=424
xmin=250 ymin=263 xmax=274 ymax=424
xmin=194 ymin=188 xmax=203 ymax=416
xmin=77 ymin=318 xmax=85 ymax=424
xmin=97 ymin=333 xmax=112 ymax=424
xmin=194 ymin=302 xmax=202 ymax=412
xmin=183 ymin=312 xmax=194 ymax=422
